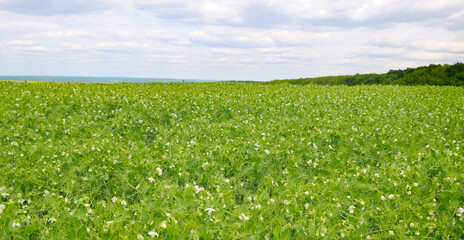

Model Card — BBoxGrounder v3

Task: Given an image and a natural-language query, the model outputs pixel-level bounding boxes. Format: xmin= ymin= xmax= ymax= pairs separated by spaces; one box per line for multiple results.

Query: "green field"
xmin=0 ymin=80 xmax=48 ymax=83
xmin=0 ymin=82 xmax=463 ymax=239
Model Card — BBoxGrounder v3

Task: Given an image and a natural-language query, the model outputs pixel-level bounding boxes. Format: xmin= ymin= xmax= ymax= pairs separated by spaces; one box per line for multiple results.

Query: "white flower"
xmin=0 ymin=204 xmax=5 ymax=214
xmin=457 ymin=207 xmax=464 ymax=214
xmin=48 ymin=217 xmax=57 ymax=223
xmin=148 ymin=177 xmax=155 ymax=183
xmin=112 ymin=197 xmax=118 ymax=203
xmin=264 ymin=149 xmax=270 ymax=155
xmin=1 ymin=193 xmax=10 ymax=197
xmin=148 ymin=231 xmax=159 ymax=238
xmin=205 ymin=208 xmax=216 ymax=215
xmin=121 ymin=200 xmax=127 ymax=206
xmin=413 ymin=183 xmax=419 ymax=187
xmin=348 ymin=205 xmax=355 ymax=214
xmin=194 ymin=185 xmax=204 ymax=193
xmin=283 ymin=200 xmax=290 ymax=205
xmin=304 ymin=203 xmax=310 ymax=209
xmin=239 ymin=213 xmax=250 ymax=221
xmin=410 ymin=222 xmax=415 ymax=228
xmin=389 ymin=230 xmax=394 ymax=235
xmin=12 ymin=221 xmax=20 ymax=228
xmin=388 ymin=194 xmax=395 ymax=199
xmin=225 ymin=179 xmax=229 ymax=183
xmin=160 ymin=221 xmax=167 ymax=229
xmin=156 ymin=168 xmax=163 ymax=176
xmin=87 ymin=208 xmax=92 ymax=214
xmin=137 ymin=234 xmax=145 ymax=239
xmin=381 ymin=195 xmax=386 ymax=201
xmin=255 ymin=204 xmax=262 ymax=210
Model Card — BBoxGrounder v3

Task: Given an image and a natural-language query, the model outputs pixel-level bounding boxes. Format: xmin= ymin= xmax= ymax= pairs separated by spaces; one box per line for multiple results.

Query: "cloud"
xmin=370 ymin=23 xmax=464 ymax=54
xmin=134 ymin=0 xmax=243 ymax=25
xmin=189 ymin=28 xmax=274 ymax=48
xmin=134 ymin=0 xmax=464 ymax=29
xmin=0 ymin=0 xmax=463 ymax=80
xmin=0 ymin=0 xmax=110 ymax=16
xmin=7 ymin=39 xmax=36 ymax=45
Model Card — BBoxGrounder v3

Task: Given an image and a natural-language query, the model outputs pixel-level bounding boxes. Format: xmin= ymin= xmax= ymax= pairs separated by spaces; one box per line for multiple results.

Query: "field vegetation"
xmin=269 ymin=62 xmax=464 ymax=86
xmin=0 ymin=82 xmax=463 ymax=239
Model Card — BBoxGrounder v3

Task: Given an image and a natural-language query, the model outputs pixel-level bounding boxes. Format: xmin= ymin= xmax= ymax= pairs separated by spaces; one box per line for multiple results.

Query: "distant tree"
xmin=267 ymin=62 xmax=464 ymax=86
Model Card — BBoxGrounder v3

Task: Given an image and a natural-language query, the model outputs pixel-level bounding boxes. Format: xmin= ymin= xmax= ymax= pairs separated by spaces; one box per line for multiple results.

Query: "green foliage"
xmin=0 ymin=82 xmax=464 ymax=239
xmin=268 ymin=62 xmax=464 ymax=86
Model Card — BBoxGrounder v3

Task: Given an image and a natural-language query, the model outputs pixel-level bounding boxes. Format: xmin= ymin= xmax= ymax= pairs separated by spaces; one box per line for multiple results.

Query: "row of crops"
xmin=0 ymin=82 xmax=463 ymax=238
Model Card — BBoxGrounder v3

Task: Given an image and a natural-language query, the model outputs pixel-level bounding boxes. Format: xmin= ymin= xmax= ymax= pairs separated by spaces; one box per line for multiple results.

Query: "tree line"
xmin=267 ymin=62 xmax=464 ymax=86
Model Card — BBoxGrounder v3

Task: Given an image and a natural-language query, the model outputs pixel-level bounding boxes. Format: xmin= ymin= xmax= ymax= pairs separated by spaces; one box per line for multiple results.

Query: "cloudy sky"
xmin=0 ymin=0 xmax=463 ymax=81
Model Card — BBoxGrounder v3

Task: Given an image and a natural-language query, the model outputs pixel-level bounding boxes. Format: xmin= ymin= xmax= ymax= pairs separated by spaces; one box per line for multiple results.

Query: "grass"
xmin=0 ymin=81 xmax=463 ymax=239
xmin=0 ymin=80 xmax=47 ymax=83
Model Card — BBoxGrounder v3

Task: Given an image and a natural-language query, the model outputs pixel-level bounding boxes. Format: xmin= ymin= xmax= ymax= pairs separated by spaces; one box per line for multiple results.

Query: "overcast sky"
xmin=0 ymin=0 xmax=463 ymax=81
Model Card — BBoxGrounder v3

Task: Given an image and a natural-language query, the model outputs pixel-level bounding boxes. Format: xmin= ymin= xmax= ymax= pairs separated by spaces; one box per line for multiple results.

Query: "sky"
xmin=0 ymin=0 xmax=463 ymax=81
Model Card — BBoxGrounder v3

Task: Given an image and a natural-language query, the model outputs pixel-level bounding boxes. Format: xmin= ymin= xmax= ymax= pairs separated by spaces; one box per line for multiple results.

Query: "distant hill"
xmin=268 ymin=62 xmax=464 ymax=86
xmin=0 ymin=75 xmax=222 ymax=83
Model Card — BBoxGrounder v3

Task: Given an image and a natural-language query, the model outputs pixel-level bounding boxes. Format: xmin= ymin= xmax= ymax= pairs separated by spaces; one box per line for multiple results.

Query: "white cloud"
xmin=134 ymin=0 xmax=244 ymax=23
xmin=8 ymin=39 xmax=36 ymax=45
xmin=0 ymin=0 xmax=110 ymax=15
xmin=0 ymin=0 xmax=463 ymax=80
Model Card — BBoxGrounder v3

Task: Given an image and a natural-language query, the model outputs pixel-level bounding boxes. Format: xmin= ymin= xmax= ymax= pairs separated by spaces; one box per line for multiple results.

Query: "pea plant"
xmin=0 ymin=81 xmax=463 ymax=239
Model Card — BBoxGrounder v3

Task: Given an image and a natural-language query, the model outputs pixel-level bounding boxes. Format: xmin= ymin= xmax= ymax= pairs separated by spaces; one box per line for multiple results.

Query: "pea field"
xmin=0 ymin=81 xmax=463 ymax=239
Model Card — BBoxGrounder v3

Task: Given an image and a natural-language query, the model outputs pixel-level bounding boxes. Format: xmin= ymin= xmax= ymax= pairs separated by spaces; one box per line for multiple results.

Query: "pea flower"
xmin=348 ymin=205 xmax=355 ymax=214
xmin=205 ymin=208 xmax=216 ymax=215
xmin=156 ymin=168 xmax=163 ymax=176
xmin=160 ymin=221 xmax=167 ymax=229
xmin=148 ymin=231 xmax=159 ymax=238
xmin=12 ymin=221 xmax=20 ymax=228
xmin=239 ymin=213 xmax=250 ymax=221
xmin=456 ymin=207 xmax=464 ymax=217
